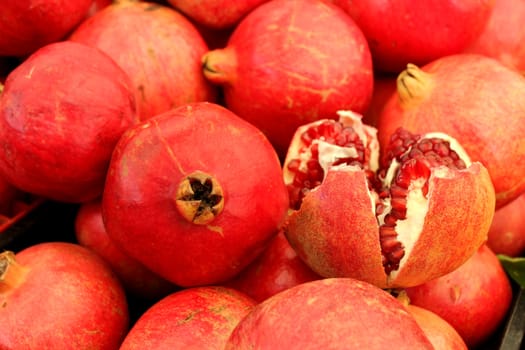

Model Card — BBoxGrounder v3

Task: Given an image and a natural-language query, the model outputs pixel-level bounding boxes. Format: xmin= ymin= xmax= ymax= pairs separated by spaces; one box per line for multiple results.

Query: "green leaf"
xmin=498 ymin=254 xmax=525 ymax=289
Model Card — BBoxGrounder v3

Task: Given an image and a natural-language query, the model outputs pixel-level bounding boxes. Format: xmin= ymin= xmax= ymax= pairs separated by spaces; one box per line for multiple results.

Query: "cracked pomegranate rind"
xmin=283 ymin=111 xmax=495 ymax=289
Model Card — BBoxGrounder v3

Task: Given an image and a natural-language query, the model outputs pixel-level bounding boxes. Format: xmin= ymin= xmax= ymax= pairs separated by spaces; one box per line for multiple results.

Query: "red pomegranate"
xmin=202 ymin=0 xmax=373 ymax=159
xmin=332 ymin=0 xmax=495 ymax=73
xmin=166 ymin=0 xmax=270 ymax=29
xmin=120 ymin=286 xmax=256 ymax=350
xmin=225 ymin=229 xmax=321 ymax=302
xmin=75 ymin=199 xmax=177 ymax=300
xmin=0 ymin=242 xmax=129 ymax=349
xmin=102 ymin=102 xmax=289 ymax=287
xmin=70 ymin=0 xmax=217 ymax=121
xmin=463 ymin=0 xmax=525 ymax=73
xmin=225 ymin=278 xmax=434 ymax=349
xmin=405 ymin=244 xmax=514 ymax=348
xmin=0 ymin=174 xmax=20 ymax=217
xmin=486 ymin=193 xmax=525 ymax=257
xmin=362 ymin=74 xmax=397 ymax=127
xmin=0 ymin=0 xmax=93 ymax=57
xmin=283 ymin=111 xmax=495 ymax=289
xmin=377 ymin=54 xmax=525 ymax=208
xmin=0 ymin=41 xmax=138 ymax=203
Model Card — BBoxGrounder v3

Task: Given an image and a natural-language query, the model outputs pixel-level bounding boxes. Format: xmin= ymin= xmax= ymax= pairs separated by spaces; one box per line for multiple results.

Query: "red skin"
xmin=0 ymin=41 xmax=138 ymax=203
xmin=69 ymin=1 xmax=217 ymax=121
xmin=463 ymin=0 xmax=525 ymax=73
xmin=405 ymin=244 xmax=514 ymax=348
xmin=225 ymin=230 xmax=321 ymax=302
xmin=362 ymin=74 xmax=397 ymax=127
xmin=0 ymin=174 xmax=20 ymax=217
xmin=226 ymin=278 xmax=434 ymax=349
xmin=203 ymin=0 xmax=373 ymax=159
xmin=166 ymin=0 xmax=271 ymax=29
xmin=332 ymin=0 xmax=494 ymax=73
xmin=0 ymin=0 xmax=93 ymax=57
xmin=120 ymin=286 xmax=256 ymax=350
xmin=75 ymin=199 xmax=177 ymax=300
xmin=377 ymin=54 xmax=525 ymax=208
xmin=486 ymin=193 xmax=525 ymax=257
xmin=103 ymin=102 xmax=289 ymax=287
xmin=86 ymin=0 xmax=113 ymax=18
xmin=0 ymin=242 xmax=129 ymax=349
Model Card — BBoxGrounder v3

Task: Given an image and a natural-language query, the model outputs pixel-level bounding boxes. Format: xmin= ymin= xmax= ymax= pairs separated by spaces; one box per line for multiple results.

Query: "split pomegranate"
xmin=202 ymin=0 xmax=373 ymax=158
xmin=0 ymin=41 xmax=138 ymax=203
xmin=405 ymin=244 xmax=514 ymax=348
xmin=0 ymin=0 xmax=93 ymax=57
xmin=120 ymin=286 xmax=256 ymax=350
xmin=0 ymin=242 xmax=129 ymax=349
xmin=166 ymin=0 xmax=270 ymax=29
xmin=70 ymin=1 xmax=217 ymax=121
xmin=377 ymin=54 xmax=525 ymax=208
xmin=332 ymin=0 xmax=495 ymax=73
xmin=225 ymin=278 xmax=434 ymax=349
xmin=486 ymin=193 xmax=525 ymax=257
xmin=102 ymin=102 xmax=289 ymax=287
xmin=283 ymin=111 xmax=495 ymax=289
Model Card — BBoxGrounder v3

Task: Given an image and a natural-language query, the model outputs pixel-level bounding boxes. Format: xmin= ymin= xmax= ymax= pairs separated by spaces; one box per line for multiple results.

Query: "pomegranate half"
xmin=283 ymin=111 xmax=495 ymax=289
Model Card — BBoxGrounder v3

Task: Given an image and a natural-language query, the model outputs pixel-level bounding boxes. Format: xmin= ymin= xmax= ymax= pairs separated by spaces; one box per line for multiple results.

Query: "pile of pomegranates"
xmin=1 ymin=0 xmax=524 ymax=348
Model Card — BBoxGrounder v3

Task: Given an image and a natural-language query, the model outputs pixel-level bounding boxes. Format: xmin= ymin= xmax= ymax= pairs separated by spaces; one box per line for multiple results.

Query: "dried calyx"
xmin=0 ymin=251 xmax=28 ymax=293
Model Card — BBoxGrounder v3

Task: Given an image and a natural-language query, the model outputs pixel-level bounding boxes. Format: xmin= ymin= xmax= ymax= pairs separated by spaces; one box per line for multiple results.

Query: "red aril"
xmin=463 ymin=0 xmax=525 ymax=73
xmin=103 ymin=102 xmax=289 ymax=287
xmin=404 ymin=244 xmax=514 ymax=348
xmin=120 ymin=286 xmax=256 ymax=350
xmin=166 ymin=0 xmax=270 ymax=29
xmin=332 ymin=0 xmax=495 ymax=73
xmin=0 ymin=41 xmax=138 ymax=203
xmin=486 ymin=192 xmax=525 ymax=257
xmin=75 ymin=199 xmax=177 ymax=300
xmin=225 ymin=229 xmax=321 ymax=302
xmin=377 ymin=54 xmax=525 ymax=208
xmin=283 ymin=111 xmax=495 ymax=289
xmin=225 ymin=278 xmax=434 ymax=349
xmin=70 ymin=0 xmax=217 ymax=121
xmin=202 ymin=0 xmax=373 ymax=159
xmin=0 ymin=242 xmax=129 ymax=349
xmin=0 ymin=0 xmax=93 ymax=57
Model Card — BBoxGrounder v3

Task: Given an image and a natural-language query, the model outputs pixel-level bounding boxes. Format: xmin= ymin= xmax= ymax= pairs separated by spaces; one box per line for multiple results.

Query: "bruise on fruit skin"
xmin=175 ymin=171 xmax=224 ymax=225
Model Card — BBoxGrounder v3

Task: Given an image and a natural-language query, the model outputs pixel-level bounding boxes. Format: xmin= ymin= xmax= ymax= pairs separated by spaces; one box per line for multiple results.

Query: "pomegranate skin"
xmin=377 ymin=54 xmax=525 ymax=208
xmin=486 ymin=193 xmax=525 ymax=257
xmin=225 ymin=278 xmax=434 ymax=349
xmin=405 ymin=244 xmax=514 ymax=348
xmin=285 ymin=161 xmax=495 ymax=289
xmin=225 ymin=229 xmax=322 ymax=302
xmin=120 ymin=286 xmax=256 ymax=350
xmin=333 ymin=0 xmax=494 ymax=73
xmin=75 ymin=199 xmax=177 ymax=300
xmin=0 ymin=242 xmax=129 ymax=350
xmin=167 ymin=0 xmax=270 ymax=29
xmin=0 ymin=0 xmax=93 ymax=57
xmin=202 ymin=0 xmax=373 ymax=158
xmin=70 ymin=1 xmax=217 ymax=121
xmin=0 ymin=41 xmax=138 ymax=203
xmin=103 ymin=102 xmax=289 ymax=287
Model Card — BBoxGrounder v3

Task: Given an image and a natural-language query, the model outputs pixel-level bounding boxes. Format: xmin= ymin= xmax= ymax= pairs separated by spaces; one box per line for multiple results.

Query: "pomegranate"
xmin=70 ymin=0 xmax=216 ymax=121
xmin=166 ymin=0 xmax=270 ymax=29
xmin=463 ymin=0 xmax=525 ymax=73
xmin=0 ymin=242 xmax=129 ymax=349
xmin=362 ymin=74 xmax=397 ymax=127
xmin=75 ymin=199 xmax=177 ymax=300
xmin=102 ymin=102 xmax=289 ymax=287
xmin=202 ymin=0 xmax=373 ymax=159
xmin=0 ymin=175 xmax=20 ymax=217
xmin=225 ymin=229 xmax=321 ymax=302
xmin=405 ymin=244 xmax=514 ymax=348
xmin=486 ymin=193 xmax=525 ymax=257
xmin=86 ymin=0 xmax=113 ymax=18
xmin=120 ymin=286 xmax=256 ymax=349
xmin=0 ymin=0 xmax=93 ymax=57
xmin=283 ymin=111 xmax=495 ymax=289
xmin=377 ymin=54 xmax=525 ymax=208
xmin=0 ymin=41 xmax=138 ymax=203
xmin=332 ymin=0 xmax=495 ymax=73
xmin=225 ymin=278 xmax=434 ymax=349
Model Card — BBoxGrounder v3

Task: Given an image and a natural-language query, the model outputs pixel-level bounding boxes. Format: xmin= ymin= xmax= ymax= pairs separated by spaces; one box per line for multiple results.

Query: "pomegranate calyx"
xmin=202 ymin=48 xmax=237 ymax=85
xmin=397 ymin=64 xmax=434 ymax=105
xmin=0 ymin=251 xmax=28 ymax=293
xmin=175 ymin=171 xmax=224 ymax=225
